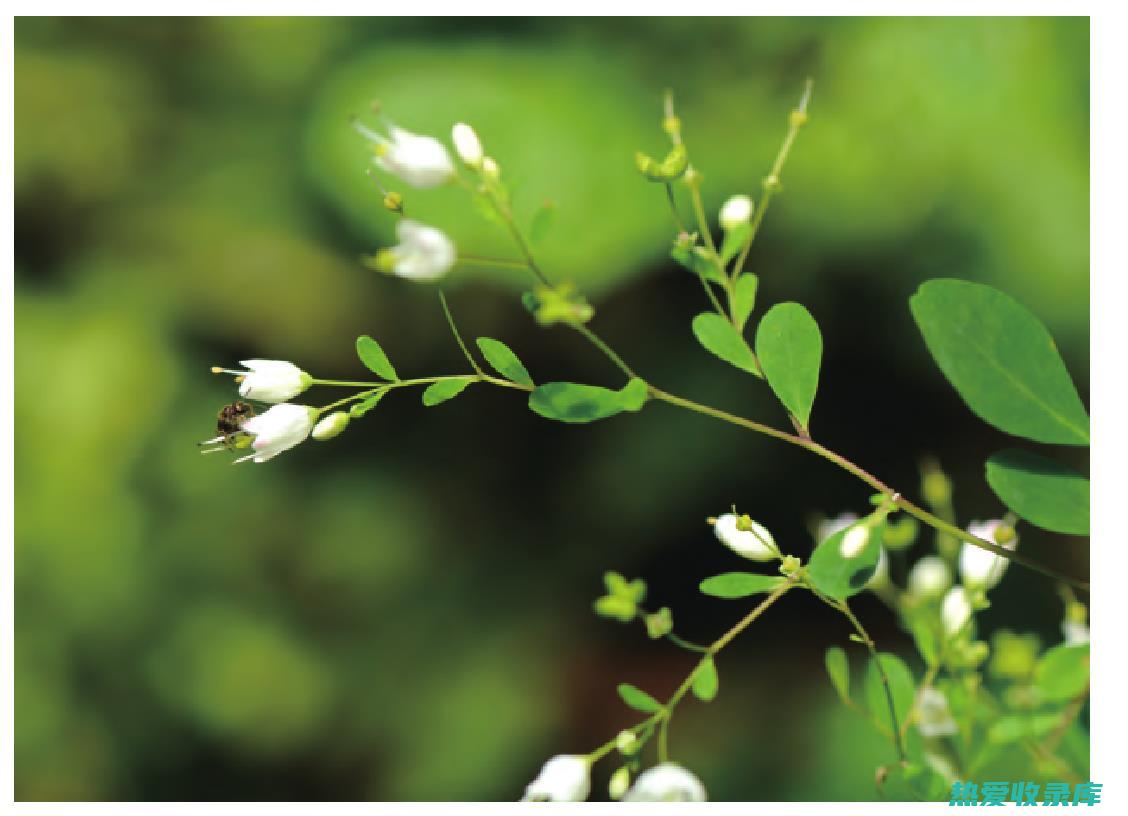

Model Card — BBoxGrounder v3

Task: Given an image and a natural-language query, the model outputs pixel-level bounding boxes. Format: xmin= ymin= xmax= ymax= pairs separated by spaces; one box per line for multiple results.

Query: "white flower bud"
xmin=235 ymin=403 xmax=316 ymax=463
xmin=367 ymin=124 xmax=455 ymax=189
xmin=609 ymin=766 xmax=631 ymax=800
xmin=385 ymin=219 xmax=456 ymax=282
xmin=719 ymin=194 xmax=753 ymax=231
xmin=915 ymin=686 xmax=958 ymax=738
xmin=481 ymin=156 xmax=500 ymax=182
xmin=960 ymin=520 xmax=1018 ymax=591
xmin=713 ymin=513 xmax=777 ymax=561
xmin=521 ymin=754 xmax=590 ymax=802
xmin=217 ymin=359 xmax=311 ymax=403
xmin=1062 ymin=620 xmax=1089 ymax=645
xmin=624 ymin=763 xmax=707 ymax=802
xmin=907 ymin=555 xmax=952 ymax=600
xmin=311 ymin=411 xmax=350 ymax=441
xmin=451 ymin=122 xmax=483 ymax=168
xmin=941 ymin=585 xmax=973 ymax=637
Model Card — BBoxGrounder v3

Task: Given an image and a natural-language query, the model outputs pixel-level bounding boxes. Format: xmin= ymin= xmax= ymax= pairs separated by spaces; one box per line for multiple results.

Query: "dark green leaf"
xmin=356 ymin=335 xmax=398 ymax=381
xmin=421 ymin=377 xmax=474 ymax=407
xmin=529 ymin=200 xmax=556 ymax=245
xmin=475 ymin=337 xmax=533 ymax=386
xmin=825 ymin=646 xmax=850 ymax=702
xmin=692 ymin=312 xmax=761 ymax=376
xmin=985 ymin=449 xmax=1089 ymax=535
xmin=691 ymin=656 xmax=719 ymax=702
xmin=755 ymin=302 xmax=823 ymax=430
xmin=731 ymin=273 xmax=759 ymax=331
xmin=528 ymin=379 xmax=648 ymax=424
xmin=1035 ymin=643 xmax=1089 ymax=702
xmin=617 ymin=683 xmax=663 ymax=714
xmin=806 ymin=523 xmax=884 ymax=601
xmin=909 ymin=279 xmax=1089 ymax=445
xmin=864 ymin=652 xmax=915 ymax=736
xmin=699 ymin=572 xmax=783 ymax=599
xmin=349 ymin=390 xmax=386 ymax=419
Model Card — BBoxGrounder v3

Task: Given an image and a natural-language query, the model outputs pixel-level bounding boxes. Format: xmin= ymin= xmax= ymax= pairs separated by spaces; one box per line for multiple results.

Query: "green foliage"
xmin=824 ymin=646 xmax=850 ymax=703
xmin=1035 ymin=643 xmax=1089 ymax=702
xmin=355 ymin=335 xmax=399 ymax=381
xmin=617 ymin=682 xmax=663 ymax=714
xmin=985 ymin=449 xmax=1089 ymax=535
xmin=349 ymin=390 xmax=386 ymax=418
xmin=422 ymin=377 xmax=474 ymax=407
xmin=806 ymin=523 xmax=884 ymax=601
xmin=528 ymin=378 xmax=648 ymax=424
xmin=877 ymin=761 xmax=949 ymax=801
xmin=528 ymin=200 xmax=556 ymax=246
xmin=730 ymin=273 xmax=759 ymax=331
xmin=475 ymin=337 xmax=534 ymax=386
xmin=644 ymin=607 xmax=673 ymax=639
xmin=672 ymin=241 xmax=726 ymax=285
xmin=691 ymin=312 xmax=761 ymax=376
xmin=699 ymin=572 xmax=784 ymax=599
xmin=910 ymin=279 xmax=1089 ymax=445
xmin=755 ymin=302 xmax=823 ymax=431
xmin=691 ymin=656 xmax=719 ymax=702
xmin=863 ymin=653 xmax=915 ymax=736
xmin=594 ymin=571 xmax=647 ymax=622
xmin=719 ymin=222 xmax=751 ymax=265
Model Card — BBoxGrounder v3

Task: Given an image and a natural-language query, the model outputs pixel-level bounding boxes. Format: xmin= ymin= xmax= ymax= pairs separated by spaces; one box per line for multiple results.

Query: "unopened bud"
xmin=615 ymin=730 xmax=638 ymax=754
xmin=609 ymin=766 xmax=631 ymax=800
xmin=789 ymin=108 xmax=809 ymax=128
xmin=383 ymin=191 xmax=403 ymax=212
xmin=311 ymin=411 xmax=350 ymax=441
xmin=719 ymin=195 xmax=753 ymax=231
xmin=780 ymin=554 xmax=802 ymax=576
xmin=451 ymin=122 xmax=483 ymax=168
xmin=481 ymin=156 xmax=500 ymax=182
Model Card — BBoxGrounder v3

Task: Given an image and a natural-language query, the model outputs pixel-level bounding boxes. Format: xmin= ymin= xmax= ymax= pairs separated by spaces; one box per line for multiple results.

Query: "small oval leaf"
xmin=806 ymin=523 xmax=883 ymax=601
xmin=692 ymin=312 xmax=762 ymax=376
xmin=691 ymin=656 xmax=719 ymax=702
xmin=528 ymin=379 xmax=648 ymax=424
xmin=421 ymin=377 xmax=473 ymax=407
xmin=699 ymin=572 xmax=783 ymax=599
xmin=731 ymin=273 xmax=759 ymax=331
xmin=476 ymin=337 xmax=533 ymax=386
xmin=1035 ymin=643 xmax=1089 ymax=702
xmin=985 ymin=449 xmax=1089 ymax=535
xmin=755 ymin=302 xmax=822 ymax=431
xmin=617 ymin=683 xmax=663 ymax=714
xmin=825 ymin=646 xmax=850 ymax=703
xmin=356 ymin=335 xmax=399 ymax=381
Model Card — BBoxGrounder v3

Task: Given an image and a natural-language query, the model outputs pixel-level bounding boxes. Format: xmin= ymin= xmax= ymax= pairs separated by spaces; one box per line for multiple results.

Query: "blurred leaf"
xmin=699 ymin=572 xmax=783 ymax=599
xmin=528 ymin=200 xmax=556 ymax=246
xmin=755 ymin=301 xmax=823 ymax=431
xmin=422 ymin=377 xmax=474 ymax=407
xmin=476 ymin=337 xmax=533 ymax=386
xmin=910 ymin=279 xmax=1089 ymax=445
xmin=876 ymin=760 xmax=948 ymax=802
xmin=988 ymin=712 xmax=1062 ymax=744
xmin=1035 ymin=643 xmax=1089 ymax=702
xmin=617 ymin=683 xmax=663 ymax=714
xmin=691 ymin=312 xmax=761 ymax=376
xmin=356 ymin=335 xmax=398 ymax=381
xmin=985 ymin=449 xmax=1089 ymax=535
xmin=807 ymin=523 xmax=884 ymax=601
xmin=824 ymin=646 xmax=851 ymax=703
xmin=528 ymin=379 xmax=647 ymax=424
xmin=864 ymin=652 xmax=915 ymax=736
xmin=719 ymin=222 xmax=751 ymax=265
xmin=731 ymin=273 xmax=759 ymax=331
xmin=691 ymin=656 xmax=719 ymax=702
xmin=671 ymin=241 xmax=726 ymax=286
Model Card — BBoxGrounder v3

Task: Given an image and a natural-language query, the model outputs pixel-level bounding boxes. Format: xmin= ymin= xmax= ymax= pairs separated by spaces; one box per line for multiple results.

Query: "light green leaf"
xmin=985 ymin=449 xmax=1089 ymax=535
xmin=806 ymin=523 xmax=884 ymax=601
xmin=528 ymin=378 xmax=648 ymax=424
xmin=755 ymin=302 xmax=823 ymax=431
xmin=691 ymin=656 xmax=719 ymax=702
xmin=671 ymin=242 xmax=726 ymax=285
xmin=421 ymin=377 xmax=474 ymax=407
xmin=617 ymin=683 xmax=663 ymax=714
xmin=909 ymin=279 xmax=1089 ymax=445
xmin=824 ymin=646 xmax=850 ymax=702
xmin=864 ymin=652 xmax=915 ymax=736
xmin=719 ymin=222 xmax=751 ymax=265
xmin=475 ymin=337 xmax=533 ymax=386
xmin=1035 ymin=643 xmax=1089 ymax=702
xmin=349 ymin=390 xmax=386 ymax=419
xmin=529 ymin=200 xmax=556 ymax=246
xmin=691 ymin=312 xmax=761 ymax=376
xmin=356 ymin=335 xmax=398 ymax=381
xmin=731 ymin=273 xmax=759 ymax=331
xmin=699 ymin=572 xmax=783 ymax=599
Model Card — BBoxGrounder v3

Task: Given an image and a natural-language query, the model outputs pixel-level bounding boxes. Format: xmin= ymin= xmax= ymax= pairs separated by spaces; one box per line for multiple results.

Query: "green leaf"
xmin=699 ymin=572 xmax=783 ymax=599
xmin=985 ymin=449 xmax=1089 ymax=535
xmin=528 ymin=378 xmax=648 ymax=424
xmin=691 ymin=656 xmax=719 ymax=702
xmin=730 ymin=273 xmax=759 ymax=331
xmin=421 ymin=377 xmax=474 ymax=407
xmin=1035 ymin=643 xmax=1089 ymax=702
xmin=864 ymin=652 xmax=915 ymax=736
xmin=617 ymin=683 xmax=663 ymax=714
xmin=824 ymin=646 xmax=850 ymax=703
xmin=475 ymin=337 xmax=533 ymax=386
xmin=349 ymin=390 xmax=386 ymax=419
xmin=909 ymin=279 xmax=1089 ymax=445
xmin=755 ymin=302 xmax=823 ymax=431
xmin=671 ymin=242 xmax=726 ymax=285
xmin=691 ymin=313 xmax=761 ymax=376
xmin=529 ymin=200 xmax=556 ymax=245
xmin=356 ymin=335 xmax=399 ymax=381
xmin=719 ymin=221 xmax=751 ymax=265
xmin=806 ymin=523 xmax=884 ymax=601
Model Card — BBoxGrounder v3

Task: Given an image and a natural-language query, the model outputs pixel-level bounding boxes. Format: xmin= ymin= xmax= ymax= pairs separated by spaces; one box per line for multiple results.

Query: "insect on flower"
xmin=198 ymin=400 xmax=256 ymax=454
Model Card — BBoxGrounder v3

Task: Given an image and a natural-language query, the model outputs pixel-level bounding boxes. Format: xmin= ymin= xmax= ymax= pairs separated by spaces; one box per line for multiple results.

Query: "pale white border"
xmin=6 ymin=5 xmax=1122 ymax=814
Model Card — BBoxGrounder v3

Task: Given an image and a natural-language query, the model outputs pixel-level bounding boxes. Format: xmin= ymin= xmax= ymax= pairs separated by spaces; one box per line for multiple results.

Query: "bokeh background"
xmin=15 ymin=17 xmax=1089 ymax=801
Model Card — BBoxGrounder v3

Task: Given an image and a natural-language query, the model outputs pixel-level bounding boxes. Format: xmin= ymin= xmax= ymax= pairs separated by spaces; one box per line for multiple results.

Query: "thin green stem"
xmin=312 ymin=378 xmax=386 ymax=388
xmin=439 ymin=291 xmax=485 ymax=377
xmin=570 ymin=324 xmax=638 ymax=381
xmin=317 ymin=372 xmax=530 ymax=415
xmin=686 ymin=175 xmax=718 ymax=255
xmin=664 ymin=183 xmax=688 ymax=233
xmin=838 ymin=598 xmax=907 ymax=762
xmin=456 ymin=254 xmax=530 ymax=271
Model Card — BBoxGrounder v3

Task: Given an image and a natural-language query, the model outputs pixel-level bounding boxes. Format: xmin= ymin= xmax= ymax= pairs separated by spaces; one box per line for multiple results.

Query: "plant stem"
xmin=317 ymin=372 xmax=529 ymax=414
xmin=439 ymin=291 xmax=485 ymax=377
xmin=837 ymin=598 xmax=908 ymax=762
xmin=570 ymin=324 xmax=639 ymax=381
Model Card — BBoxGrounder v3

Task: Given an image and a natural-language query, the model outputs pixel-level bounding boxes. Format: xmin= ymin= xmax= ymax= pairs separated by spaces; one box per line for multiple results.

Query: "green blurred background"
xmin=15 ymin=17 xmax=1088 ymax=801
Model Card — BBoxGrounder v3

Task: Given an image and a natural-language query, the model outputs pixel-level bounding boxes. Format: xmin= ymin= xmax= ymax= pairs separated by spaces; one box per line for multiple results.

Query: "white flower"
xmin=818 ymin=512 xmax=859 ymax=543
xmin=451 ymin=122 xmax=483 ymax=168
xmin=361 ymin=123 xmax=455 ymax=189
xmin=719 ymin=194 xmax=753 ymax=231
xmin=311 ymin=411 xmax=350 ymax=441
xmin=915 ymin=686 xmax=958 ymax=738
xmin=385 ymin=219 xmax=457 ymax=282
xmin=713 ymin=513 xmax=777 ymax=561
xmin=960 ymin=520 xmax=1018 ymax=591
xmin=907 ymin=555 xmax=952 ymax=600
xmin=941 ymin=585 xmax=973 ymax=637
xmin=623 ymin=763 xmax=707 ymax=802
xmin=521 ymin=754 xmax=590 ymax=802
xmin=220 ymin=359 xmax=312 ymax=403
xmin=236 ymin=403 xmax=316 ymax=463
xmin=1062 ymin=620 xmax=1090 ymax=645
